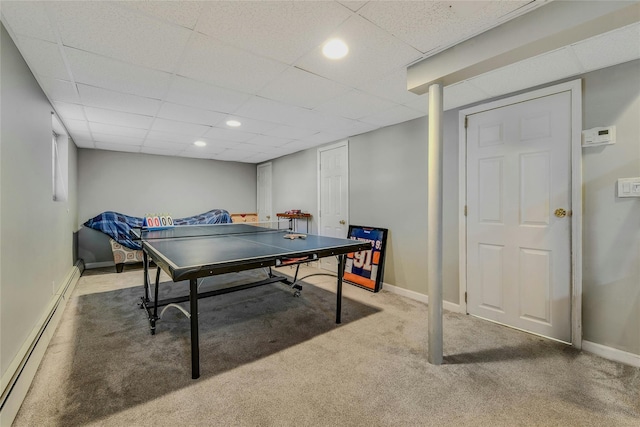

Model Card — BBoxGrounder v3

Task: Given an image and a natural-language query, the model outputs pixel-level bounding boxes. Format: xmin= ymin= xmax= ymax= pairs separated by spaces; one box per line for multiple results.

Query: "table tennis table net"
xmin=138 ymin=223 xmax=283 ymax=241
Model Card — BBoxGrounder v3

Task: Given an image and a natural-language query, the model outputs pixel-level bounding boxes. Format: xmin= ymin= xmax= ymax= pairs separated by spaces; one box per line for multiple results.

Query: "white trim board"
xmin=0 ymin=261 xmax=82 ymax=426
xmin=382 ymin=285 xmax=640 ymax=368
xmin=84 ymin=261 xmax=116 ymax=269
xmin=458 ymin=79 xmax=583 ymax=348
xmin=582 ymin=341 xmax=640 ymax=368
xmin=381 ymin=282 xmax=462 ymax=313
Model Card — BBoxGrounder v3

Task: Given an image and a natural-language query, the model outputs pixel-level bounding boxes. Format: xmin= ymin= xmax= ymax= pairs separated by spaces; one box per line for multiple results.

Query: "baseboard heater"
xmin=0 ymin=260 xmax=83 ymax=419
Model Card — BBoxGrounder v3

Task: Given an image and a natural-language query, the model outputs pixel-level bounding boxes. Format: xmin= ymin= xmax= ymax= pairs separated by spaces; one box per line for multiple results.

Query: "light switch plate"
xmin=617 ymin=177 xmax=640 ymax=198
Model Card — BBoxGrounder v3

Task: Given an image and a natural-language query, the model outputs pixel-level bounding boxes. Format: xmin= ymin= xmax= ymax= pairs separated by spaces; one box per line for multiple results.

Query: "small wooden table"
xmin=276 ymin=213 xmax=312 ymax=233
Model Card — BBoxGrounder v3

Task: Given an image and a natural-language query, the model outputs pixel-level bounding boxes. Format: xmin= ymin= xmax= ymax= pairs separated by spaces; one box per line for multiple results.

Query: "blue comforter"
xmin=84 ymin=209 xmax=232 ymax=249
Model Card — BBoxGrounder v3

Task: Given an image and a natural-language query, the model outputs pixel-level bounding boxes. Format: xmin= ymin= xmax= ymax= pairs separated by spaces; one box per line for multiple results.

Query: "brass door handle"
xmin=554 ymin=208 xmax=567 ymax=218
xmin=339 ymin=220 xmax=346 ymax=225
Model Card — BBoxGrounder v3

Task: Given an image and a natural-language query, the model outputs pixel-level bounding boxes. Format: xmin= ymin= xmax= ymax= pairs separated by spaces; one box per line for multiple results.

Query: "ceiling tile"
xmin=295 ymin=15 xmax=422 ymax=87
xmin=50 ymin=1 xmax=191 ymax=73
xmin=314 ymin=89 xmax=398 ymax=120
xmin=296 ymin=131 xmax=343 ymax=146
xmin=195 ymin=2 xmax=351 ymax=64
xmin=77 ymin=84 xmax=161 ymax=116
xmin=262 ymin=125 xmax=318 ymax=140
xmin=165 ymin=76 xmax=250 ymax=113
xmin=282 ymin=138 xmax=327 ymax=151
xmin=217 ymin=116 xmax=279 ymax=135
xmin=338 ymin=2 xmax=368 ymax=13
xmin=258 ymin=67 xmax=350 ymax=109
xmin=178 ymin=32 xmax=288 ymax=94
xmin=92 ymin=133 xmax=144 ymax=146
xmin=190 ymin=138 xmax=239 ymax=151
xmin=16 ymin=37 xmax=69 ymax=80
xmin=89 ymin=122 xmax=148 ymax=139
xmin=151 ymin=118 xmax=209 ymax=137
xmin=209 ymin=148 xmax=256 ymax=162
xmin=145 ymin=130 xmax=197 ymax=145
xmin=84 ymin=106 xmax=154 ymax=129
xmin=202 ymin=127 xmax=256 ymax=143
xmin=37 ymin=78 xmax=80 ymax=104
xmin=571 ymin=24 xmax=640 ymax=73
xmin=181 ymin=144 xmax=227 ymax=155
xmin=468 ymin=47 xmax=584 ymax=97
xmin=68 ymin=129 xmax=92 ymax=141
xmin=293 ymin=110 xmax=359 ymax=133
xmin=53 ymin=102 xmax=85 ymax=121
xmin=62 ymin=118 xmax=89 ymax=133
xmin=71 ymin=138 xmax=94 ymax=149
xmin=357 ymin=1 xmax=530 ymax=53
xmin=94 ymin=142 xmax=141 ymax=153
xmin=360 ymin=104 xmax=425 ymax=127
xmin=119 ymin=1 xmax=203 ymax=30
xmin=157 ymin=102 xmax=226 ymax=127
xmin=64 ymin=48 xmax=172 ymax=99
xmin=0 ymin=1 xmax=56 ymax=42
xmin=355 ymin=68 xmax=421 ymax=104
xmin=3 ymin=0 xmax=629 ymax=164
xmin=245 ymin=135 xmax=293 ymax=148
xmin=139 ymin=147 xmax=184 ymax=157
xmin=142 ymin=139 xmax=188 ymax=151
xmin=326 ymin=119 xmax=379 ymax=136
xmin=245 ymin=153 xmax=277 ymax=164
xmin=234 ymin=96 xmax=313 ymax=128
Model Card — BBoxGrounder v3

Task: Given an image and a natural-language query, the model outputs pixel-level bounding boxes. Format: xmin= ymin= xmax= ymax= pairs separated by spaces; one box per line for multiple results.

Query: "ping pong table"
xmin=133 ymin=223 xmax=371 ymax=379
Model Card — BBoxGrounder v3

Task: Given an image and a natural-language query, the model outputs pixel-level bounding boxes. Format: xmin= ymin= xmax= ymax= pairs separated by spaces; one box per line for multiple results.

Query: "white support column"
xmin=427 ymin=83 xmax=443 ymax=365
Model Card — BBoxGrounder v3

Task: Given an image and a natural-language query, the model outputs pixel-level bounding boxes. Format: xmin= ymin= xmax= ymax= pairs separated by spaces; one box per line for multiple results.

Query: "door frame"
xmin=256 ymin=161 xmax=272 ymax=224
xmin=458 ymin=79 xmax=583 ymax=348
xmin=317 ymin=139 xmax=349 ymax=237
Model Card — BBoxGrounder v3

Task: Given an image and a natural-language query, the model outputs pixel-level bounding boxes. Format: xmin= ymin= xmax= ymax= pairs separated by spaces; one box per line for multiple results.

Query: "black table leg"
xmin=143 ymin=251 xmax=150 ymax=302
xmin=336 ymin=254 xmax=344 ymax=324
xmin=190 ymin=278 xmax=200 ymax=379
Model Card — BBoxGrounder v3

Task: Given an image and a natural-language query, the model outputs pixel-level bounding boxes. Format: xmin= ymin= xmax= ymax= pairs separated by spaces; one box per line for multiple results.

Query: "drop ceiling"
xmin=1 ymin=1 xmax=638 ymax=164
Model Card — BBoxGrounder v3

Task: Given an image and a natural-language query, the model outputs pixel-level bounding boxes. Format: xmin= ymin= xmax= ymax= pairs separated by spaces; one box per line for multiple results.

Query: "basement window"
xmin=52 ymin=114 xmax=68 ymax=202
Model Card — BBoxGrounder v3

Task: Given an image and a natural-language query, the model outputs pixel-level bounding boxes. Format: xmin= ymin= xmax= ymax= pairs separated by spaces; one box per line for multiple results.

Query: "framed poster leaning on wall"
xmin=343 ymin=225 xmax=388 ymax=292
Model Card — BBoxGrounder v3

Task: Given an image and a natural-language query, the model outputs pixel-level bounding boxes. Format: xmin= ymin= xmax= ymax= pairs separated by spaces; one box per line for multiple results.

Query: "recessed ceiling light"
xmin=194 ymin=140 xmax=206 ymax=147
xmin=322 ymin=39 xmax=348 ymax=60
xmin=226 ymin=120 xmax=241 ymax=127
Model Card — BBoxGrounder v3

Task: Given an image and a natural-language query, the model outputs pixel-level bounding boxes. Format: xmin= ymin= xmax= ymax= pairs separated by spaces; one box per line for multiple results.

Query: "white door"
xmin=318 ymin=141 xmax=349 ymax=272
xmin=466 ymin=91 xmax=572 ymax=342
xmin=257 ymin=162 xmax=272 ymax=225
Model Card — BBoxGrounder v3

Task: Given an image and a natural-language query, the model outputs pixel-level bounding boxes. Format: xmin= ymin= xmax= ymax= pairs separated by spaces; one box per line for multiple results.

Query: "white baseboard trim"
xmin=0 ymin=261 xmax=82 ymax=426
xmin=381 ymin=282 xmax=462 ymax=313
xmin=84 ymin=260 xmax=114 ymax=269
xmin=582 ymin=340 xmax=640 ymax=368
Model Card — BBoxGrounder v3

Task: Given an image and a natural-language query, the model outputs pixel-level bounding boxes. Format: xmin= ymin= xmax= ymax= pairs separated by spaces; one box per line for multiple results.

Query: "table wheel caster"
xmin=292 ymin=284 xmax=302 ymax=297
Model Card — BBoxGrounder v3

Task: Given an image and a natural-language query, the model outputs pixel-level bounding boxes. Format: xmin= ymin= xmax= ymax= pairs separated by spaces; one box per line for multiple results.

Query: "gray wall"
xmin=270 ymin=148 xmax=319 ymax=233
xmin=270 ymin=59 xmax=640 ymax=357
xmin=1 ymin=23 xmax=79 ymax=377
xmin=77 ymin=149 xmax=257 ymax=264
xmin=581 ymin=60 xmax=640 ymax=355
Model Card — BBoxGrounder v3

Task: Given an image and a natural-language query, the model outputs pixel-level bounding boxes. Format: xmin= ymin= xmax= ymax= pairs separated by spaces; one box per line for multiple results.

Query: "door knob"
xmin=266 ymin=215 xmax=270 ymax=220
xmin=554 ymin=208 xmax=567 ymax=218
xmin=339 ymin=220 xmax=346 ymax=225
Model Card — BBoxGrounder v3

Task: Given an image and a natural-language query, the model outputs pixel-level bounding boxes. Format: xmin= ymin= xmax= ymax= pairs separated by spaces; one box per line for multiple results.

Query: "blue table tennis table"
xmin=133 ymin=223 xmax=371 ymax=379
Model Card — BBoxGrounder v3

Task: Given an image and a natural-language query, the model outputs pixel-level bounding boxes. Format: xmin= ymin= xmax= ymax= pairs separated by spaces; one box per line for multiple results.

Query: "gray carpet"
xmin=13 ymin=265 xmax=640 ymax=426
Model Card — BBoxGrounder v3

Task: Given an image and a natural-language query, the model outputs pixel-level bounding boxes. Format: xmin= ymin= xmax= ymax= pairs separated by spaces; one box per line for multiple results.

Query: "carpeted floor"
xmin=12 ymin=264 xmax=640 ymax=426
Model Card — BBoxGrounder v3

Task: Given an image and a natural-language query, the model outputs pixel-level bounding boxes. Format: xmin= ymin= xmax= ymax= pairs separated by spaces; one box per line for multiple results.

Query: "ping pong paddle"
xmin=284 ymin=233 xmax=306 ymax=240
